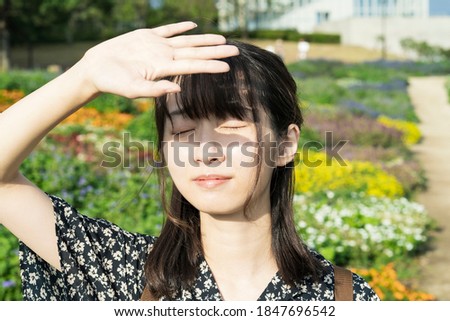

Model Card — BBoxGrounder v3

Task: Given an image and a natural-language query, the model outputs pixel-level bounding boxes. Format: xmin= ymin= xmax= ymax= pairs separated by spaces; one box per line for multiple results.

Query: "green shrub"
xmin=447 ymin=77 xmax=450 ymax=102
xmin=400 ymin=38 xmax=450 ymax=62
xmin=19 ymin=142 xmax=164 ymax=235
xmin=289 ymin=60 xmax=345 ymax=78
xmin=342 ymin=87 xmax=418 ymax=122
xmin=296 ymin=77 xmax=346 ymax=105
xmin=125 ymin=110 xmax=158 ymax=142
xmin=224 ymin=29 xmax=340 ymax=43
xmin=0 ymin=70 xmax=56 ymax=93
xmin=88 ymin=94 xmax=137 ymax=114
xmin=302 ymin=33 xmax=340 ymax=44
xmin=0 ymin=71 xmax=135 ymax=114
xmin=288 ymin=60 xmax=450 ymax=81
xmin=0 ymin=229 xmax=21 ymax=300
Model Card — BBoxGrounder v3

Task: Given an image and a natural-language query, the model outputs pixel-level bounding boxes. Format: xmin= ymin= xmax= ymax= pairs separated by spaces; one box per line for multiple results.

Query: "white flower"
xmin=74 ymin=240 xmax=85 ymax=253
xmin=113 ymin=251 xmax=123 ymax=261
xmin=265 ymin=293 xmax=276 ymax=300
xmin=204 ymin=279 xmax=212 ymax=289
xmin=88 ymin=266 xmax=99 ymax=279
xmin=28 ymin=272 xmax=39 ymax=285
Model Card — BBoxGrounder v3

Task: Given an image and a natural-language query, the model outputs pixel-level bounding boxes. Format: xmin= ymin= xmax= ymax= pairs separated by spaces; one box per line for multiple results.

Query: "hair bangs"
xmin=167 ymin=62 xmax=258 ymax=123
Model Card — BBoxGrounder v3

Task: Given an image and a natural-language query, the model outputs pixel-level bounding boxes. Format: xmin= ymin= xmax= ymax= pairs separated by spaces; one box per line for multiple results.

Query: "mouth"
xmin=193 ymin=175 xmax=232 ymax=188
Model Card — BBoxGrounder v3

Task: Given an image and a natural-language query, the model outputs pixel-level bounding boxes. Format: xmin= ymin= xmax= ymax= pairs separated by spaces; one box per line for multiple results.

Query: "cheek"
xmin=164 ymin=142 xmax=188 ymax=174
xmin=228 ymin=142 xmax=258 ymax=167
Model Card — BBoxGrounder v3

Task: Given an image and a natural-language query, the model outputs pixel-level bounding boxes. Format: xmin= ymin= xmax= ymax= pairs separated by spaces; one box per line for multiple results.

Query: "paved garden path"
xmin=409 ymin=76 xmax=450 ymax=300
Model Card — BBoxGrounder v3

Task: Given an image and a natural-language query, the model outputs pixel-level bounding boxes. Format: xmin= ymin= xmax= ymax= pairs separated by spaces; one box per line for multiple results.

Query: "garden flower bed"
xmin=2 ymin=58 xmax=449 ymax=300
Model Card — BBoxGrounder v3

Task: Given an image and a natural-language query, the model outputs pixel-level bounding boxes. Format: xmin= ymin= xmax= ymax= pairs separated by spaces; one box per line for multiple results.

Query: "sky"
xmin=429 ymin=0 xmax=450 ymax=15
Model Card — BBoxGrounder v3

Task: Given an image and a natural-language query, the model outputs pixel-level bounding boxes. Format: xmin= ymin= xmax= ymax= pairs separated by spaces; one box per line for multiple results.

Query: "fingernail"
xmin=166 ymin=88 xmax=181 ymax=94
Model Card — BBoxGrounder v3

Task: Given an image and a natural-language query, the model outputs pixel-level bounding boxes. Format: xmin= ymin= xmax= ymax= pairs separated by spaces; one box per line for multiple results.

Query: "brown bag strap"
xmin=333 ymin=265 xmax=354 ymax=301
xmin=140 ymin=284 xmax=155 ymax=301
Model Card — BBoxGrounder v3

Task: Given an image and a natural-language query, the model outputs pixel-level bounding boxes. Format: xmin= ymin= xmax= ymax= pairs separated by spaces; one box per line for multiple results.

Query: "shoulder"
xmin=47 ymin=193 xmax=156 ymax=249
xmin=20 ymin=193 xmax=157 ymax=300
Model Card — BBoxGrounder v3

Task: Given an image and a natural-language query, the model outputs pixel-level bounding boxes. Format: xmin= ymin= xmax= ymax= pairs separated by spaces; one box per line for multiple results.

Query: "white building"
xmin=218 ymin=0 xmax=430 ymax=32
xmin=217 ymin=0 xmax=450 ymax=55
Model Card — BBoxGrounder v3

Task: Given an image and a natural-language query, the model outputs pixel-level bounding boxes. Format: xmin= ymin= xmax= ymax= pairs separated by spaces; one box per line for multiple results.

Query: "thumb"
xmin=126 ymin=79 xmax=181 ymax=98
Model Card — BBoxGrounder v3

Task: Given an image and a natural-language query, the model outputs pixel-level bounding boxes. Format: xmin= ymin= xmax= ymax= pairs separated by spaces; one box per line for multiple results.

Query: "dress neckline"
xmin=199 ymin=255 xmax=286 ymax=301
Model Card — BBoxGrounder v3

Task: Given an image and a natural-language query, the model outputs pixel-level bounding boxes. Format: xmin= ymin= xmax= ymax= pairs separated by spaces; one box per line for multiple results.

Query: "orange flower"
xmin=134 ymin=98 xmax=154 ymax=112
xmin=0 ymin=89 xmax=25 ymax=112
xmin=351 ymin=263 xmax=436 ymax=301
xmin=61 ymin=107 xmax=133 ymax=130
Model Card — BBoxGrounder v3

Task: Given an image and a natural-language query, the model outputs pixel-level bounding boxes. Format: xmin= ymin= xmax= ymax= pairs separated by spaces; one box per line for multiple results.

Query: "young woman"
xmin=0 ymin=21 xmax=379 ymax=301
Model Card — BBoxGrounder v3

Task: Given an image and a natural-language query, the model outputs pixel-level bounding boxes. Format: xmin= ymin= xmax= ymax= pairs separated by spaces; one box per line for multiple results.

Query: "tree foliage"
xmin=5 ymin=0 xmax=115 ymax=44
xmin=151 ymin=0 xmax=218 ymax=32
xmin=0 ymin=0 xmax=219 ymax=68
xmin=3 ymin=0 xmax=219 ymax=45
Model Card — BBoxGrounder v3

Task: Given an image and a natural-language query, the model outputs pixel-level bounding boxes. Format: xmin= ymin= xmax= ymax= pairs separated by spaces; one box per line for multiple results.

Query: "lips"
xmin=193 ymin=174 xmax=232 ymax=188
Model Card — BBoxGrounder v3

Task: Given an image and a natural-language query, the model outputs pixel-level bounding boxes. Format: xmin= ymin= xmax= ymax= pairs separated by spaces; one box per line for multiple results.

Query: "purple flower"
xmin=2 ymin=280 xmax=16 ymax=288
xmin=78 ymin=176 xmax=87 ymax=186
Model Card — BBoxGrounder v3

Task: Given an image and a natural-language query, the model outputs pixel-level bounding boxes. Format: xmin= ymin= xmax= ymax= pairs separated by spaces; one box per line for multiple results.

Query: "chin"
xmin=192 ymin=201 xmax=244 ymax=216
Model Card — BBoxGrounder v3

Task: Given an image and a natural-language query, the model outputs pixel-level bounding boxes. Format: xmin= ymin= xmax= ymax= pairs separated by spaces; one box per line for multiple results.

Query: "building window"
xmin=359 ymin=0 xmax=365 ymax=16
xmin=316 ymin=11 xmax=330 ymax=23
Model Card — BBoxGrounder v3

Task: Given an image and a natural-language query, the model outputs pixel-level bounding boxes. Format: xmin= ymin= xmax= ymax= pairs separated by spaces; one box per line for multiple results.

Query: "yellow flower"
xmin=295 ymin=151 xmax=404 ymax=198
xmin=377 ymin=115 xmax=421 ymax=145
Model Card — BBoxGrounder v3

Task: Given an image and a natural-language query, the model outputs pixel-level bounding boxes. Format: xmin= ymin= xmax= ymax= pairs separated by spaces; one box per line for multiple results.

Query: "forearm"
xmin=0 ymin=60 xmax=97 ymax=183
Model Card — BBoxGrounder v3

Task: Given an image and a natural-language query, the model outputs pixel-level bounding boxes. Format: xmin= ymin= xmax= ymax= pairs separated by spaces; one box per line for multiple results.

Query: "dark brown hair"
xmin=145 ymin=40 xmax=323 ymax=299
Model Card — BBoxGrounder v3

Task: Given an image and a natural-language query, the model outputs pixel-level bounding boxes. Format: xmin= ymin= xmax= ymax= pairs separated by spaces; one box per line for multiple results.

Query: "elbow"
xmin=0 ymin=169 xmax=20 ymax=186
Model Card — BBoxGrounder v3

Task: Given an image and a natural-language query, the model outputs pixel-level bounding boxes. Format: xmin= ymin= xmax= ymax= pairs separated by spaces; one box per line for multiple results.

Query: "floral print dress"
xmin=19 ymin=194 xmax=379 ymax=301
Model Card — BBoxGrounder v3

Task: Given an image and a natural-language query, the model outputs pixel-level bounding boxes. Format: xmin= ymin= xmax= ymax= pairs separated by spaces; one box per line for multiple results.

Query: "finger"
xmin=151 ymin=21 xmax=197 ymax=38
xmin=168 ymin=34 xmax=227 ymax=48
xmin=126 ymin=79 xmax=181 ymax=98
xmin=173 ymin=45 xmax=239 ymax=60
xmin=158 ymin=60 xmax=231 ymax=77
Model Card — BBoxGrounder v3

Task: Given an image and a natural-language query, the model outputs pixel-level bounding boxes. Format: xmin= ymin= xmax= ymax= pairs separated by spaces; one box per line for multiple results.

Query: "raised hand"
xmin=78 ymin=21 xmax=239 ymax=98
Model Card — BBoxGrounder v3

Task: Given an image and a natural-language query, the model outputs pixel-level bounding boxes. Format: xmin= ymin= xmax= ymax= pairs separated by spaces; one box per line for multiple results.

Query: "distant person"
xmin=297 ymin=38 xmax=310 ymax=60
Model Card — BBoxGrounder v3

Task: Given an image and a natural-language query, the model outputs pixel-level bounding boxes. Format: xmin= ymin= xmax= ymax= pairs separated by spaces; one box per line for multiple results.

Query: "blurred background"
xmin=1 ymin=0 xmax=449 ymax=69
xmin=0 ymin=0 xmax=449 ymax=301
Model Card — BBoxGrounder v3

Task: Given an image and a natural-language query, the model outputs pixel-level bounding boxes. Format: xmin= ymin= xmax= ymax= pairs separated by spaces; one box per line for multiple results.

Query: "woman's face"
xmin=162 ymin=95 xmax=278 ymax=217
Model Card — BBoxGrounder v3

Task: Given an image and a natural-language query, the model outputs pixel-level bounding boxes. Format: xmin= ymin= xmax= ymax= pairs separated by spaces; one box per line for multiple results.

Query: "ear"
xmin=275 ymin=124 xmax=300 ymax=167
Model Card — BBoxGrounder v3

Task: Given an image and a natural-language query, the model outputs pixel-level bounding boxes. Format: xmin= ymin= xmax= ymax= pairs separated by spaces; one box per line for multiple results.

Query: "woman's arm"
xmin=0 ymin=21 xmax=238 ymax=270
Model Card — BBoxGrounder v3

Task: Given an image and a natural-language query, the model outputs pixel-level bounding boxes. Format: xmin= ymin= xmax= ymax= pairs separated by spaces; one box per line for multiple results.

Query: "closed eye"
xmin=220 ymin=120 xmax=248 ymax=130
xmin=221 ymin=126 xmax=246 ymax=130
xmin=172 ymin=129 xmax=194 ymax=136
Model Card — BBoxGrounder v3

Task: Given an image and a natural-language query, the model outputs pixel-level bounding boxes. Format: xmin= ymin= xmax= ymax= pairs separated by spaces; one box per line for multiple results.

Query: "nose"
xmin=194 ymin=140 xmax=226 ymax=165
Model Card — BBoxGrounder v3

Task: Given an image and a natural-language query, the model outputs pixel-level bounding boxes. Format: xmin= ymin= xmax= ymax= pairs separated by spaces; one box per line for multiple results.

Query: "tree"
xmin=4 ymin=0 xmax=114 ymax=68
xmin=1 ymin=0 xmax=221 ymax=69
xmin=147 ymin=0 xmax=218 ymax=33
xmin=111 ymin=0 xmax=150 ymax=34
xmin=0 ymin=0 xmax=11 ymax=71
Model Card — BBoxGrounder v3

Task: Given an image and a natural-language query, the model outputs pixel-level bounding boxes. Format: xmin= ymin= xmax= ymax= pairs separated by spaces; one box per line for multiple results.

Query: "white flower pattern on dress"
xmin=19 ymin=194 xmax=380 ymax=301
